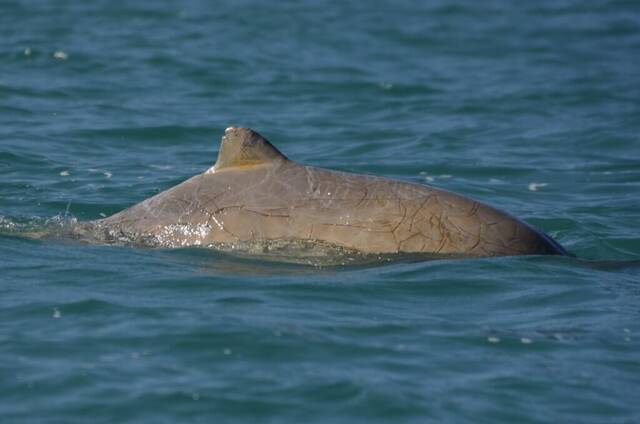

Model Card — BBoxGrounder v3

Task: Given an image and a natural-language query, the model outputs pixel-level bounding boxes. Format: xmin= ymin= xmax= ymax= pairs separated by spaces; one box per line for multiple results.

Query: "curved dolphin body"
xmin=86 ymin=127 xmax=567 ymax=258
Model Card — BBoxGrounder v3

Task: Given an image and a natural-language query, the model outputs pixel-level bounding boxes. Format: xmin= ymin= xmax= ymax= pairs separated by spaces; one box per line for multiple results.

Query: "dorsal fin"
xmin=213 ymin=127 xmax=288 ymax=171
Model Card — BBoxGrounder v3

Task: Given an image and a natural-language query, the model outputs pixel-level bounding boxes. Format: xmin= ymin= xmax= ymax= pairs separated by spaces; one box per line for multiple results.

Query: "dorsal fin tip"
xmin=213 ymin=127 xmax=288 ymax=171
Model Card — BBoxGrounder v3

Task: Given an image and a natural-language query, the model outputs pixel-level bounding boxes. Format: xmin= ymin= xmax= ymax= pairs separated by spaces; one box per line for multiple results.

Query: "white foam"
xmin=528 ymin=182 xmax=548 ymax=191
xmin=53 ymin=50 xmax=68 ymax=60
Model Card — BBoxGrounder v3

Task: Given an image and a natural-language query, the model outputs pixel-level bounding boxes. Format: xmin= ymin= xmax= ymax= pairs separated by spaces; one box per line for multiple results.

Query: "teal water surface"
xmin=1 ymin=0 xmax=639 ymax=422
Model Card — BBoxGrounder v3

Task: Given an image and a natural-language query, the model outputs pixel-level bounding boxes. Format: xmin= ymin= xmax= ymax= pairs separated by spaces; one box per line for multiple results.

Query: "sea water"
xmin=1 ymin=0 xmax=639 ymax=422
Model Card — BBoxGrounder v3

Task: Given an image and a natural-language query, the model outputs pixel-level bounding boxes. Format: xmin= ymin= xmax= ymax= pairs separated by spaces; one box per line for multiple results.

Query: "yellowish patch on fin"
xmin=213 ymin=127 xmax=288 ymax=171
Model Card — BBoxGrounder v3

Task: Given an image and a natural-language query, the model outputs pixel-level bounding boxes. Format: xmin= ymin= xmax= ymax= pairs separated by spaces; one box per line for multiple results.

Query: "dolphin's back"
xmin=95 ymin=159 xmax=566 ymax=257
xmin=259 ymin=163 xmax=565 ymax=256
xmin=87 ymin=126 xmax=567 ymax=258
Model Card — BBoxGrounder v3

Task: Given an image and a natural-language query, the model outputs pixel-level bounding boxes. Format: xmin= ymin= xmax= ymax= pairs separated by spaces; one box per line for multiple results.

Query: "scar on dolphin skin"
xmin=71 ymin=126 xmax=568 ymax=260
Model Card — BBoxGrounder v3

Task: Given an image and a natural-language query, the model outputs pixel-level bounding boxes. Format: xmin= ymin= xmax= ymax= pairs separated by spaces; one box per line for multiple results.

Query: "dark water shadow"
xmin=160 ymin=247 xmax=457 ymax=278
xmin=165 ymin=247 xmax=337 ymax=277
xmin=572 ymin=258 xmax=640 ymax=273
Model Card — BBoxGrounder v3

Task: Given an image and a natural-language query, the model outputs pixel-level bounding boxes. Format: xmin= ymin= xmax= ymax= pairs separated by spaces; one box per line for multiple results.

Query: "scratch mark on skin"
xmin=435 ymin=232 xmax=450 ymax=253
xmin=409 ymin=196 xmax=430 ymax=232
xmin=426 ymin=210 xmax=449 ymax=252
xmin=444 ymin=216 xmax=480 ymax=240
xmin=390 ymin=202 xmax=408 ymax=245
xmin=398 ymin=232 xmax=423 ymax=249
xmin=467 ymin=201 xmax=480 ymax=217
xmin=353 ymin=181 xmax=378 ymax=207
xmin=171 ymin=197 xmax=198 ymax=225
xmin=428 ymin=213 xmax=440 ymax=231
xmin=314 ymin=222 xmax=388 ymax=231
xmin=207 ymin=205 xmax=291 ymax=219
xmin=356 ymin=186 xmax=369 ymax=208
xmin=199 ymin=190 xmax=230 ymax=212
xmin=290 ymin=194 xmax=400 ymax=205
xmin=304 ymin=167 xmax=316 ymax=194
xmin=242 ymin=208 xmax=290 ymax=218
xmin=467 ymin=236 xmax=482 ymax=253
xmin=197 ymin=206 xmax=239 ymax=239
xmin=461 ymin=221 xmax=531 ymax=255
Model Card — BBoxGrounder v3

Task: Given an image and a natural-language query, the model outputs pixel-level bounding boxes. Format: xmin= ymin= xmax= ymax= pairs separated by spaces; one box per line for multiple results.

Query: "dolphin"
xmin=78 ymin=126 xmax=567 ymax=260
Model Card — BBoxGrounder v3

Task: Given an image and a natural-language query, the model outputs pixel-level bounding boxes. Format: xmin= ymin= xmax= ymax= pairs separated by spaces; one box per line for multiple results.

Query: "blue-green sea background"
xmin=1 ymin=0 xmax=639 ymax=422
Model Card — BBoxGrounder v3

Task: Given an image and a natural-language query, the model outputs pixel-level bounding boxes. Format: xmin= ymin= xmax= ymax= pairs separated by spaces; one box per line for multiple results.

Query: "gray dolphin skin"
xmin=87 ymin=127 xmax=567 ymax=259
